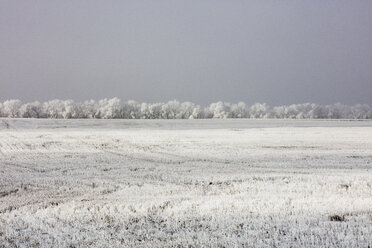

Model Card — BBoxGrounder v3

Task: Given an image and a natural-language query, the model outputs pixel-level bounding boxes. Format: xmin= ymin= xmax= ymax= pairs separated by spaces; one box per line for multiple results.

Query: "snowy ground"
xmin=0 ymin=118 xmax=371 ymax=247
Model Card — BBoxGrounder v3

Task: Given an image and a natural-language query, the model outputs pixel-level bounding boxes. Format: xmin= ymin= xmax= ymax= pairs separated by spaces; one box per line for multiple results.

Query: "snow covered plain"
xmin=0 ymin=118 xmax=371 ymax=247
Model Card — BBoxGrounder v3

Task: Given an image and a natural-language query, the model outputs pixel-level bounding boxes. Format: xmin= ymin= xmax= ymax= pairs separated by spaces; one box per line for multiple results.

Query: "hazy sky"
xmin=1 ymin=0 xmax=372 ymax=106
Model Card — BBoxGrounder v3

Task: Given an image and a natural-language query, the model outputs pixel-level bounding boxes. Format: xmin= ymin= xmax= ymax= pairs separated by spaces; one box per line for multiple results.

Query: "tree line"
xmin=0 ymin=98 xmax=371 ymax=119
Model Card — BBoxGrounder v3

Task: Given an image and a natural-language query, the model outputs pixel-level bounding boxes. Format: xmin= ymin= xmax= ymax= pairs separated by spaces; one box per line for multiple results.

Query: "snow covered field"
xmin=0 ymin=118 xmax=371 ymax=247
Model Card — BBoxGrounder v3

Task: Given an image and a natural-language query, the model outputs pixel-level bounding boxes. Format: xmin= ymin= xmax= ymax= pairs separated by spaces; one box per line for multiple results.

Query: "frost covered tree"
xmin=231 ymin=102 xmax=247 ymax=118
xmin=350 ymin=104 xmax=372 ymax=119
xmin=139 ymin=102 xmax=150 ymax=119
xmin=2 ymin=99 xmax=22 ymax=118
xmin=148 ymin=103 xmax=162 ymax=119
xmin=81 ymin=100 xmax=98 ymax=118
xmin=161 ymin=100 xmax=180 ymax=119
xmin=175 ymin=102 xmax=199 ymax=119
xmin=309 ymin=105 xmax=328 ymax=119
xmin=1 ymin=98 xmax=371 ymax=119
xmin=122 ymin=100 xmax=140 ymax=119
xmin=207 ymin=101 xmax=231 ymax=119
xmin=190 ymin=105 xmax=202 ymax=119
xmin=42 ymin=100 xmax=66 ymax=118
xmin=20 ymin=101 xmax=42 ymax=118
xmin=63 ymin=100 xmax=87 ymax=119
xmin=96 ymin=98 xmax=122 ymax=119
xmin=249 ymin=103 xmax=270 ymax=118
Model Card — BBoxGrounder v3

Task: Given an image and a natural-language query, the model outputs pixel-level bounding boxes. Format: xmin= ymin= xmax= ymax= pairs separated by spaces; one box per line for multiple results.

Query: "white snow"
xmin=0 ymin=119 xmax=371 ymax=247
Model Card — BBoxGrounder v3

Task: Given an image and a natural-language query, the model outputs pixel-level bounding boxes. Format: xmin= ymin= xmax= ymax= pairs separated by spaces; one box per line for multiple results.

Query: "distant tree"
xmin=42 ymin=100 xmax=65 ymax=118
xmin=148 ymin=103 xmax=162 ymax=119
xmin=190 ymin=105 xmax=202 ymax=119
xmin=231 ymin=102 xmax=247 ymax=118
xmin=97 ymin=98 xmax=122 ymax=119
xmin=0 ymin=102 xmax=4 ymax=117
xmin=20 ymin=101 xmax=42 ymax=118
xmin=161 ymin=100 xmax=180 ymax=119
xmin=176 ymin=102 xmax=198 ymax=119
xmin=207 ymin=101 xmax=231 ymax=119
xmin=2 ymin=99 xmax=22 ymax=118
xmin=309 ymin=105 xmax=327 ymax=119
xmin=1 ymin=98 xmax=371 ymax=119
xmin=123 ymin=100 xmax=140 ymax=119
xmin=249 ymin=103 xmax=270 ymax=118
xmin=82 ymin=100 xmax=97 ymax=118
xmin=350 ymin=104 xmax=372 ymax=119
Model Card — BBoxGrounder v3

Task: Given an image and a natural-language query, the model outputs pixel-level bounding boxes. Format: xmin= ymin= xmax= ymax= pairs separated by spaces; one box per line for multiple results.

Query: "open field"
xmin=0 ymin=119 xmax=372 ymax=247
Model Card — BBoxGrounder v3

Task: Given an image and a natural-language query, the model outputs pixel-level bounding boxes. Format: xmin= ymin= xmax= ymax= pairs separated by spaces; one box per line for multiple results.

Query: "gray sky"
xmin=1 ymin=0 xmax=372 ymax=106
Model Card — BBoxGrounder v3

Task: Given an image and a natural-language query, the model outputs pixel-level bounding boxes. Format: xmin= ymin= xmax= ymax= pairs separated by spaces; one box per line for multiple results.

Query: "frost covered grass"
xmin=0 ymin=119 xmax=371 ymax=247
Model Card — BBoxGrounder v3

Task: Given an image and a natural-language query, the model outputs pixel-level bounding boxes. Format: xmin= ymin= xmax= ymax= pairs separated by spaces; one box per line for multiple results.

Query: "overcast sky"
xmin=1 ymin=0 xmax=371 ymax=106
